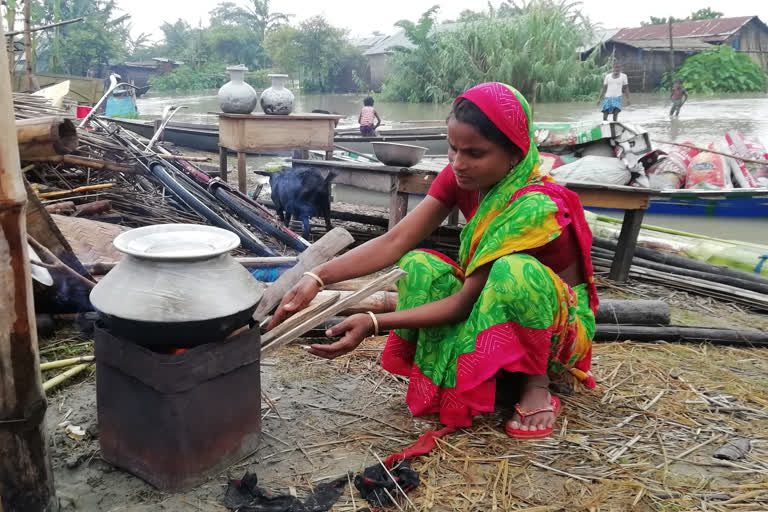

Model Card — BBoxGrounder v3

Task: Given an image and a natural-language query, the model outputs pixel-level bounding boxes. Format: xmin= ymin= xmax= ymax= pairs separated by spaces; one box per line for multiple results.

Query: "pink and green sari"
xmin=381 ymin=83 xmax=599 ymax=428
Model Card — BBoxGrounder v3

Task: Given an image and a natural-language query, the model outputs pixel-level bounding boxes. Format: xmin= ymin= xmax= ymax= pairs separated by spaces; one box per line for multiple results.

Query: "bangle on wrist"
xmin=367 ymin=311 xmax=379 ymax=336
xmin=303 ymin=271 xmax=325 ymax=291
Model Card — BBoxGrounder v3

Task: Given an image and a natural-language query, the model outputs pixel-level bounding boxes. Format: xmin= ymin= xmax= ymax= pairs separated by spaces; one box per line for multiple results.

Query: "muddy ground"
xmin=41 ymin=278 xmax=768 ymax=512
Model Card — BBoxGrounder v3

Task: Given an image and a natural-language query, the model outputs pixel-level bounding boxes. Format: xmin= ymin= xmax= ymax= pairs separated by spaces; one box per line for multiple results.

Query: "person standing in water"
xmin=669 ymin=80 xmax=688 ymax=117
xmin=358 ymin=96 xmax=381 ymax=136
xmin=598 ymin=62 xmax=630 ymax=122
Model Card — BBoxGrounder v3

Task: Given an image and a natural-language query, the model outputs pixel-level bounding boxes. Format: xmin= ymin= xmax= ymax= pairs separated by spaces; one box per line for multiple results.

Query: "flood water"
xmin=137 ymin=91 xmax=768 ymax=244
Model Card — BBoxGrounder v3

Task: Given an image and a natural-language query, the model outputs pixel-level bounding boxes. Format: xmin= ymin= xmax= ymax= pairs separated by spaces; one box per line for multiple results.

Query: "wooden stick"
xmin=261 ymin=269 xmax=406 ymax=356
xmin=42 ymin=363 xmax=89 ymax=392
xmin=28 ymin=235 xmax=96 ymax=289
xmin=0 ymin=19 xmax=57 ymax=507
xmin=252 ymin=227 xmax=355 ymax=321
xmin=261 ymin=292 xmax=340 ymax=346
xmin=39 ymin=355 xmax=94 ymax=371
xmin=653 ymin=139 xmax=768 ymax=166
xmin=37 ymin=183 xmax=116 ymax=199
xmin=24 ymin=155 xmax=135 ymax=174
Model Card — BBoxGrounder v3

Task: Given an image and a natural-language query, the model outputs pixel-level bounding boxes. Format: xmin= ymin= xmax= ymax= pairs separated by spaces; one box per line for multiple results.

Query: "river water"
xmin=137 ymin=91 xmax=768 ymax=243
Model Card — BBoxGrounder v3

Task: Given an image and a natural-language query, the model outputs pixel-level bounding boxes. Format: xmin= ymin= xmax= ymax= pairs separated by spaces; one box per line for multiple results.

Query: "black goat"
xmin=269 ymin=168 xmax=336 ymax=239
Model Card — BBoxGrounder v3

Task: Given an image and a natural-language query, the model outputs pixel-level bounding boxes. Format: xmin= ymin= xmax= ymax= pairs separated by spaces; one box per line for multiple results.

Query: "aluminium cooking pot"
xmin=89 ymin=224 xmax=263 ymax=347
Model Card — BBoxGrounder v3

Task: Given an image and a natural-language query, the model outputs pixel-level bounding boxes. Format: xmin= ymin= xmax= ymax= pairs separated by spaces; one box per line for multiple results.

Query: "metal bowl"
xmin=371 ymin=142 xmax=427 ymax=167
xmin=113 ymin=224 xmax=240 ymax=261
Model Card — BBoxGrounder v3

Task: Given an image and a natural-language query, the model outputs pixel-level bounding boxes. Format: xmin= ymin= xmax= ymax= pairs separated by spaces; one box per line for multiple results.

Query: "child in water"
xmin=670 ymin=80 xmax=688 ymax=117
xmin=358 ymin=96 xmax=381 ymax=136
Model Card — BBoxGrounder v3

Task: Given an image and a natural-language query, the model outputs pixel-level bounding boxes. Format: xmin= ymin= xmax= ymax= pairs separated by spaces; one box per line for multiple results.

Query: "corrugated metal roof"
xmin=363 ymin=22 xmax=464 ymax=56
xmin=612 ymin=38 xmax=715 ymax=51
xmin=612 ymin=16 xmax=755 ymax=42
xmin=577 ymin=28 xmax=621 ymax=53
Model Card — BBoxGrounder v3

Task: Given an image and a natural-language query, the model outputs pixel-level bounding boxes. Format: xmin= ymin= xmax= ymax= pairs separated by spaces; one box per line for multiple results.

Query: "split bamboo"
xmin=0 ymin=20 xmax=58 ymax=511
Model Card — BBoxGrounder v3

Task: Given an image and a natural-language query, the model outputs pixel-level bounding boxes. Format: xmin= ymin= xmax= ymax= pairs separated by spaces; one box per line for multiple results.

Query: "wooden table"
xmin=217 ymin=113 xmax=344 ymax=193
xmin=294 ymin=159 xmax=652 ymax=282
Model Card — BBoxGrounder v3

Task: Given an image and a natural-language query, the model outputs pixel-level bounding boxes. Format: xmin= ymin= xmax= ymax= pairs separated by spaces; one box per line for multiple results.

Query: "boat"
xmin=103 ymin=117 xmax=222 ymax=152
xmin=104 ymin=117 xmax=450 ymax=156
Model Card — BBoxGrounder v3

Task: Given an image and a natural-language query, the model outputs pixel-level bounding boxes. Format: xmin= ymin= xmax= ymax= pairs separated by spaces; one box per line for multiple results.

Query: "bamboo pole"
xmin=0 ymin=20 xmax=58 ymax=512
xmin=23 ymin=0 xmax=34 ymax=91
xmin=42 ymin=363 xmax=89 ymax=392
xmin=40 ymin=355 xmax=94 ymax=371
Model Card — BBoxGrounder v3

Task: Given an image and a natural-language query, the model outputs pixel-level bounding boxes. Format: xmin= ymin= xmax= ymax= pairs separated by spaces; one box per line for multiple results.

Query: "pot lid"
xmin=114 ymin=224 xmax=240 ymax=261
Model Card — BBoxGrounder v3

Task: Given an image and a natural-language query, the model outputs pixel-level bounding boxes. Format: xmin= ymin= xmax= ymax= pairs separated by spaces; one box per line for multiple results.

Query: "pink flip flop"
xmin=505 ymin=395 xmax=561 ymax=440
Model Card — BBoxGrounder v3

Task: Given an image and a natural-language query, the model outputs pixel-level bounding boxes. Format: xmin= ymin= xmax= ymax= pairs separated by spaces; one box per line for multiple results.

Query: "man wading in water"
xmin=598 ymin=62 xmax=631 ymax=122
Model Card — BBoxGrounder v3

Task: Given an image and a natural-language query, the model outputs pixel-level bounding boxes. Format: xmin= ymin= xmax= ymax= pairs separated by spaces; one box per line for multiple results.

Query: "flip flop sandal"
xmin=505 ymin=395 xmax=561 ymax=440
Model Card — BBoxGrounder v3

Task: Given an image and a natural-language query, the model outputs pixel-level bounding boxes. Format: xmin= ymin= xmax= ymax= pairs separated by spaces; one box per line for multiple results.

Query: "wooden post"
xmin=237 ymin=151 xmax=247 ymax=194
xmin=668 ymin=18 xmax=675 ymax=76
xmin=609 ymin=209 xmax=645 ymax=283
xmin=388 ymin=175 xmax=409 ymax=231
xmin=218 ymin=145 xmax=228 ymax=183
xmin=0 ymin=21 xmax=58 ymax=512
xmin=23 ymin=0 xmax=34 ymax=91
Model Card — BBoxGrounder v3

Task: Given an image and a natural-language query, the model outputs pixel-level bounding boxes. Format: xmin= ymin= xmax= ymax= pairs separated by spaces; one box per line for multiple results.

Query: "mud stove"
xmin=95 ymin=326 xmax=262 ymax=491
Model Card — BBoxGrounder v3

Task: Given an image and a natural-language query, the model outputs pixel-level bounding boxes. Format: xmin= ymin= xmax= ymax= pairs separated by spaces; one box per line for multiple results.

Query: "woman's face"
xmin=447 ymin=118 xmax=522 ymax=191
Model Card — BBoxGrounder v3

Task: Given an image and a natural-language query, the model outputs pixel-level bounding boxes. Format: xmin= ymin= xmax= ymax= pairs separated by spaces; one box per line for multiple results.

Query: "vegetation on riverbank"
xmin=668 ymin=46 xmax=768 ymax=94
xmin=381 ymin=3 xmax=607 ymax=103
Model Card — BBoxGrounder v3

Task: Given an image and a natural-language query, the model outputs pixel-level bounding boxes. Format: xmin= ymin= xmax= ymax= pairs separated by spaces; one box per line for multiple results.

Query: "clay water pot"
xmin=259 ymin=74 xmax=294 ymax=115
xmin=218 ymin=65 xmax=258 ymax=114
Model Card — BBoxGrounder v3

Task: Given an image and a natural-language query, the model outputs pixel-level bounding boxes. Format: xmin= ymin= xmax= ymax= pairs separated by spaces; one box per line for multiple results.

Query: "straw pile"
xmin=257 ymin=328 xmax=768 ymax=511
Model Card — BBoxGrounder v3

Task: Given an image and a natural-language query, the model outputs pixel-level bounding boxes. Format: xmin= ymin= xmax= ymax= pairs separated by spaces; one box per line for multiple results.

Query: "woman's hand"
xmin=306 ymin=313 xmax=374 ymax=359
xmin=266 ymin=275 xmax=322 ymax=330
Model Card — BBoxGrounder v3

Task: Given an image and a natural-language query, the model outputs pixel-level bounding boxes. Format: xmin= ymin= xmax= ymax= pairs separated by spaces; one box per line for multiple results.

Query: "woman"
xmin=268 ymin=83 xmax=598 ymax=439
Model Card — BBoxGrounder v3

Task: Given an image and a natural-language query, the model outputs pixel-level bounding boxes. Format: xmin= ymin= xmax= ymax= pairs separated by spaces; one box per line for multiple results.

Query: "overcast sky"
xmin=118 ymin=0 xmax=768 ymax=41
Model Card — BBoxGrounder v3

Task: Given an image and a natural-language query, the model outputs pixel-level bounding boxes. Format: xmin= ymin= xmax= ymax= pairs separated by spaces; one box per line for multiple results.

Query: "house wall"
xmin=367 ymin=53 xmax=392 ymax=92
xmin=727 ymin=19 xmax=768 ymax=71
xmin=600 ymin=43 xmax=692 ymax=92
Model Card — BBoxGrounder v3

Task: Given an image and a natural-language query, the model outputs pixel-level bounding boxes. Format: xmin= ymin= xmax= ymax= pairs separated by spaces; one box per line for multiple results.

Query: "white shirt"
xmin=604 ymin=73 xmax=628 ymax=98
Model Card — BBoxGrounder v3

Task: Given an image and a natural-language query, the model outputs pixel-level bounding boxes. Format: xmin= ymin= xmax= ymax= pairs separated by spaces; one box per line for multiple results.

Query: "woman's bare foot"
xmin=506 ymin=374 xmax=555 ymax=432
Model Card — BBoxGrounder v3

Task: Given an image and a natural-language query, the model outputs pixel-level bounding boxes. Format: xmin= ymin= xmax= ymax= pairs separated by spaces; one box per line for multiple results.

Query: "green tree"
xmin=690 ymin=7 xmax=723 ymax=20
xmin=294 ymin=16 xmax=346 ymax=92
xmin=264 ymin=25 xmax=300 ymax=74
xmin=205 ymin=24 xmax=264 ymax=67
xmin=209 ymin=0 xmax=290 ymax=41
xmin=159 ymin=19 xmax=193 ymax=60
xmin=35 ymin=0 xmax=130 ymax=76
xmin=643 ymin=7 xmax=723 ymax=26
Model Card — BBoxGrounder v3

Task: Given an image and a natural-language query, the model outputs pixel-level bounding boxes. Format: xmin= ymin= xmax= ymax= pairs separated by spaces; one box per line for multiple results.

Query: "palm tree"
xmin=209 ymin=0 xmax=290 ymax=41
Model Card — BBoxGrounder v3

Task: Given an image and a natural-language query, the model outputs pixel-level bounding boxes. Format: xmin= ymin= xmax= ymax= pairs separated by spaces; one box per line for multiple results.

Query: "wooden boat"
xmin=105 ymin=116 xmax=450 ymax=155
xmin=104 ymin=117 xmax=221 ymax=152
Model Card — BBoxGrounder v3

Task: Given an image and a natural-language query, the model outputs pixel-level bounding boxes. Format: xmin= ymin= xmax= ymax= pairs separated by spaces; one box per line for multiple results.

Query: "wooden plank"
xmin=389 ymin=176 xmax=409 ymax=231
xmin=397 ymin=173 xmax=434 ymax=195
xmin=218 ymin=113 xmax=345 ymax=121
xmin=218 ymin=145 xmax=228 ymax=183
xmin=260 ymin=268 xmax=406 ymax=356
xmin=252 ymin=227 xmax=355 ymax=321
xmin=573 ymin=188 xmax=650 ymax=209
xmin=220 ymin=117 xmax=337 ymax=152
xmin=237 ymin=152 xmax=247 ymax=194
xmin=218 ymin=116 xmax=240 ymax=150
xmin=609 ymin=209 xmax=645 ymax=282
xmin=261 ymin=292 xmax=340 ymax=346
